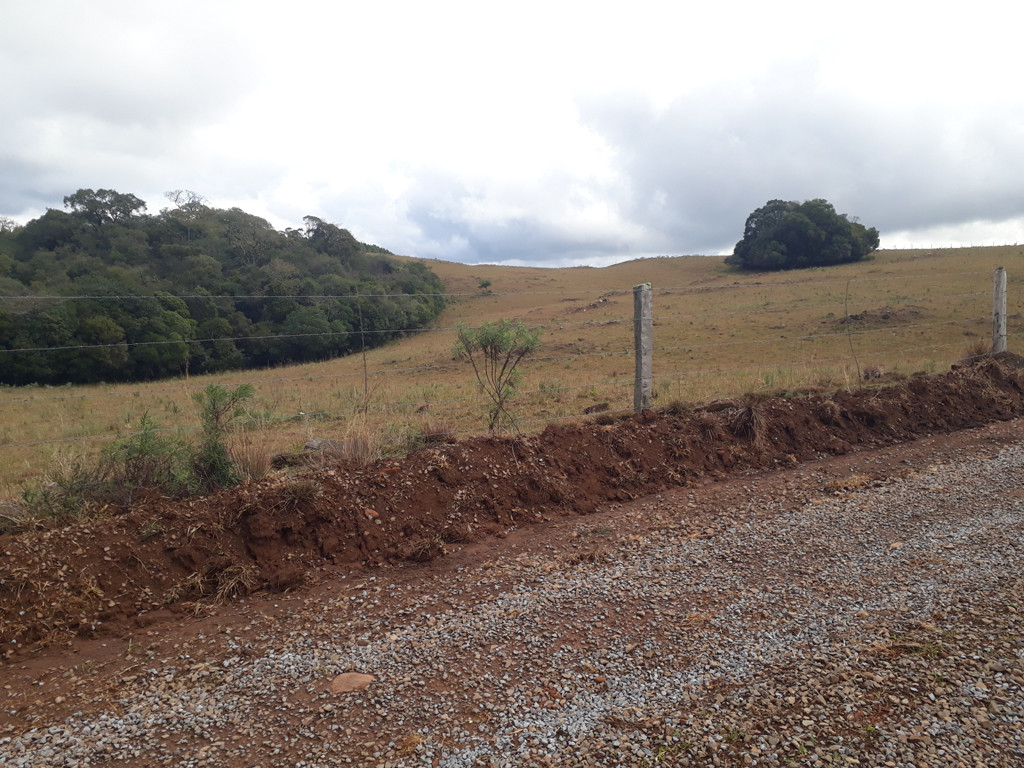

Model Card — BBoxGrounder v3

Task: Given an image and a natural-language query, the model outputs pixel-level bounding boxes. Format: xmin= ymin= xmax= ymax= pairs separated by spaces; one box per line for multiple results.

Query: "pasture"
xmin=1 ymin=245 xmax=1021 ymax=497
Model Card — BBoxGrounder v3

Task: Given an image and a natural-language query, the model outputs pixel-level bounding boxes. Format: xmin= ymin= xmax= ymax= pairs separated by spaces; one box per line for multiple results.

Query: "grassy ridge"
xmin=1 ymin=246 xmax=1022 ymax=496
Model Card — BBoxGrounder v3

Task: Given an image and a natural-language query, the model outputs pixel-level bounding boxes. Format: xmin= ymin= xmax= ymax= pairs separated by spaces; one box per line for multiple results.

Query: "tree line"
xmin=0 ymin=189 xmax=447 ymax=385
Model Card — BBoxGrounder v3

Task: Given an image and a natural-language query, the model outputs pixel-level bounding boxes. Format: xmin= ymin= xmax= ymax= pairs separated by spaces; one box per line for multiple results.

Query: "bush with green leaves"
xmin=191 ymin=383 xmax=255 ymax=491
xmin=104 ymin=413 xmax=197 ymax=498
xmin=454 ymin=319 xmax=541 ymax=434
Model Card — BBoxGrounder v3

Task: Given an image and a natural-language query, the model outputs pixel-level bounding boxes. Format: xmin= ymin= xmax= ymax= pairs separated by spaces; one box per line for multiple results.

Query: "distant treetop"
xmin=726 ymin=199 xmax=880 ymax=271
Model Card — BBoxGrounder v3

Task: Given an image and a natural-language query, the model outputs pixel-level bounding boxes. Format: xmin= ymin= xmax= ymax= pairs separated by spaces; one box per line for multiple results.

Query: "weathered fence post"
xmin=993 ymin=267 xmax=1007 ymax=354
xmin=633 ymin=282 xmax=653 ymax=412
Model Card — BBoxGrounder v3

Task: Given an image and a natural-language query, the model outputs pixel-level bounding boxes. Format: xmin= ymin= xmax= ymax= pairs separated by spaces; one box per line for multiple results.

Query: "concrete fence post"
xmin=993 ymin=267 xmax=1007 ymax=354
xmin=633 ymin=282 xmax=653 ymax=412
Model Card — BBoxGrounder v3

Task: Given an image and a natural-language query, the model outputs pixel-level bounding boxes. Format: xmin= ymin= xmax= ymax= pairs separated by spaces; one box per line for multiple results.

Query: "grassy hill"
xmin=1 ymin=246 xmax=1022 ymax=496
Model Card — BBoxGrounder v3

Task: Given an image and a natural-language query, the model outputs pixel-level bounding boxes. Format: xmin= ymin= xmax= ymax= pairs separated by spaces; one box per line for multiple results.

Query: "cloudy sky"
xmin=3 ymin=1 xmax=1023 ymax=266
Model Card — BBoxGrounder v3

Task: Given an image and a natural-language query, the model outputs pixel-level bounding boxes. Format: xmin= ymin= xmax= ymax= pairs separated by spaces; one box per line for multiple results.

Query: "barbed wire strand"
xmin=654 ymin=291 xmax=988 ymax=322
xmin=0 ymin=335 xmax=983 ymax=455
xmin=0 ymin=268 xmax=1006 ymax=305
xmin=0 ymin=316 xmax=995 ymax=408
xmin=652 ymin=318 xmax=987 ymax=355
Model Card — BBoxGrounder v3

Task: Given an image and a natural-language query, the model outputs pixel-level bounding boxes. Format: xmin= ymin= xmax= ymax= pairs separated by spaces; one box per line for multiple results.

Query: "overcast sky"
xmin=3 ymin=1 xmax=1023 ymax=266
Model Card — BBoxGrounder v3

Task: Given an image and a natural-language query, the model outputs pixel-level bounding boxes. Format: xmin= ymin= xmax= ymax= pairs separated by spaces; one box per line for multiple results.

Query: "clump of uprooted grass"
xmin=814 ymin=398 xmax=844 ymax=426
xmin=0 ymin=502 xmax=39 ymax=535
xmin=408 ymin=534 xmax=446 ymax=562
xmin=214 ymin=564 xmax=259 ymax=602
xmin=729 ymin=393 xmax=770 ymax=449
xmin=695 ymin=411 xmax=727 ymax=441
xmin=279 ymin=478 xmax=320 ymax=507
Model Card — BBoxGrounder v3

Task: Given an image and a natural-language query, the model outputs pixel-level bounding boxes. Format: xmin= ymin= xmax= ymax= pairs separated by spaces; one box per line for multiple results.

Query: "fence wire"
xmin=0 ymin=269 xmax=1013 ymax=483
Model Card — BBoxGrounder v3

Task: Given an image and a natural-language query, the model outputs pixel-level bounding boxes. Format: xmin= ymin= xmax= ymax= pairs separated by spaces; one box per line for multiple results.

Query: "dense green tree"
xmin=0 ymin=188 xmax=447 ymax=384
xmin=726 ymin=199 xmax=880 ymax=271
xmin=63 ymin=188 xmax=147 ymax=227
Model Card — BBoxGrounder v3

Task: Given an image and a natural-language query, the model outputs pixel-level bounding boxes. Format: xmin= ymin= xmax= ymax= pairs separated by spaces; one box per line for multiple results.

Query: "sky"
xmin=3 ymin=1 xmax=1023 ymax=267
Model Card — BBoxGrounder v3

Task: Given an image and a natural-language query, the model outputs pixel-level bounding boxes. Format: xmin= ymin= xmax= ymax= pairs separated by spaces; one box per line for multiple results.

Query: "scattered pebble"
xmin=2 ymin=434 xmax=1023 ymax=766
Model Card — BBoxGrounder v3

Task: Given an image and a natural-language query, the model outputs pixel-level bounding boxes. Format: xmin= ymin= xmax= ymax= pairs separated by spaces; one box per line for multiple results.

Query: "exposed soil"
xmin=3 ymin=355 xmax=1024 ymax=658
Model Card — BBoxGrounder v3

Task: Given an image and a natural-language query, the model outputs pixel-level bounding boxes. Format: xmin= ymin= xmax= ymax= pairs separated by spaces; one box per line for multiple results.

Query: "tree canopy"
xmin=725 ymin=199 xmax=880 ymax=271
xmin=0 ymin=189 xmax=446 ymax=385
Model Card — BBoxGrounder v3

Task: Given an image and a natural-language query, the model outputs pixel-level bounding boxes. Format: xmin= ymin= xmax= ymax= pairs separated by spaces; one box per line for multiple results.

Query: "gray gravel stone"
xmin=2 ymin=435 xmax=1023 ymax=766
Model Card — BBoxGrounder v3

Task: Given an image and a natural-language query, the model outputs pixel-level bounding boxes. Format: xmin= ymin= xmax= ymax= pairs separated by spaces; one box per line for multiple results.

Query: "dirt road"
xmin=2 ymin=411 xmax=1023 ymax=767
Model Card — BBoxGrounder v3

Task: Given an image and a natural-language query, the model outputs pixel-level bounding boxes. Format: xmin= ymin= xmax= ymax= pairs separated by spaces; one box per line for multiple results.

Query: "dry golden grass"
xmin=227 ymin=428 xmax=272 ymax=483
xmin=1 ymin=245 xmax=1022 ymax=496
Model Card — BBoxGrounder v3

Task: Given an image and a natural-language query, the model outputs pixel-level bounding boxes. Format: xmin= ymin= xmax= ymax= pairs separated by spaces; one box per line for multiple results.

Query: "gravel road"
xmin=2 ymin=422 xmax=1023 ymax=767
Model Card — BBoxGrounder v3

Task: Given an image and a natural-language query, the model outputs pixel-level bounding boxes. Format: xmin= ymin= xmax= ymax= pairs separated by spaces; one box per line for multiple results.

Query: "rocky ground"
xmin=1 ymin=361 xmax=1024 ymax=766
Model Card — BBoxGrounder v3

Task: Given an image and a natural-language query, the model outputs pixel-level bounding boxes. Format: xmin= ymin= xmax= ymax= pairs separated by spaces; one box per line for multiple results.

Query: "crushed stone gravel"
xmin=2 ymin=428 xmax=1023 ymax=767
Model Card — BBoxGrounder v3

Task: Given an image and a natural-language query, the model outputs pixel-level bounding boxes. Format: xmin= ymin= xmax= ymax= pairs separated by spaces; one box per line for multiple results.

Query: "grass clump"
xmin=280 ymin=478 xmax=320 ymax=506
xmin=22 ymin=384 xmax=257 ymax=522
xmin=696 ymin=411 xmax=727 ymax=440
xmin=961 ymin=337 xmax=991 ymax=363
xmin=729 ymin=394 xmax=769 ymax=448
xmin=23 ymin=415 xmax=197 ymax=517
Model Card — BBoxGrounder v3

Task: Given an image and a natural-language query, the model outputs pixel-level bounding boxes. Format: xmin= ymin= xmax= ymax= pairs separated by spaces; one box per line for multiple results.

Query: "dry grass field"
xmin=1 ymin=245 xmax=1022 ymax=498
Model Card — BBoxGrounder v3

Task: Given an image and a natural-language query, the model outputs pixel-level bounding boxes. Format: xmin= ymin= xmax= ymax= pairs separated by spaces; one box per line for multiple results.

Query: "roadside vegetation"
xmin=15 ymin=384 xmax=256 ymax=524
xmin=454 ymin=319 xmax=541 ymax=434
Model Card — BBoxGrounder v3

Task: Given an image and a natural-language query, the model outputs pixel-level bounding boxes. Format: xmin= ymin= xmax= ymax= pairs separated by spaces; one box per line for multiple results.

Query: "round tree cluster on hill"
xmin=726 ymin=198 xmax=880 ymax=271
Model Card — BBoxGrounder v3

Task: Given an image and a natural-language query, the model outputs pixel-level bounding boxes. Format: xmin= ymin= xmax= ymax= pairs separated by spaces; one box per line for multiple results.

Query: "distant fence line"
xmin=0 ymin=268 xmax=1014 ymax=466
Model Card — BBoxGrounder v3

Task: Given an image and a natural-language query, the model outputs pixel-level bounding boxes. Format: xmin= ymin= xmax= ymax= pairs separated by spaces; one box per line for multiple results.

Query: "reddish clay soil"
xmin=3 ymin=356 xmax=1024 ymax=658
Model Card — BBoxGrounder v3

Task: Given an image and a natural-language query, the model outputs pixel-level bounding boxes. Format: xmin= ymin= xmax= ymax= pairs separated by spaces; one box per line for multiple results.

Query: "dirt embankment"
xmin=3 ymin=357 xmax=1024 ymax=655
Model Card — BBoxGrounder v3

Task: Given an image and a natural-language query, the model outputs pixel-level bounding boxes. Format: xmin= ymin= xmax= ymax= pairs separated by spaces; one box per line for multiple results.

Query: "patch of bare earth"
xmin=1 ymin=357 xmax=1024 ymax=765
xmin=3 ymin=358 xmax=1024 ymax=654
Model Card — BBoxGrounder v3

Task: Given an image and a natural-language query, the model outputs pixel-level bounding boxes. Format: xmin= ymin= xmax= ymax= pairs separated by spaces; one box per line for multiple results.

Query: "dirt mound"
xmin=3 ymin=358 xmax=1024 ymax=654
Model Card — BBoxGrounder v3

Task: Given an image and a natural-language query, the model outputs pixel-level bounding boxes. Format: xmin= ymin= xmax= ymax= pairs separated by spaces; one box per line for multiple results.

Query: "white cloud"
xmin=3 ymin=0 xmax=1024 ymax=263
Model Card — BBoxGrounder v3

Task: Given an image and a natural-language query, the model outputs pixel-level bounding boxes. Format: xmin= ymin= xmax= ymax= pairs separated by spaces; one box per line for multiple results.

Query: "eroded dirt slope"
xmin=3 ymin=357 xmax=1024 ymax=654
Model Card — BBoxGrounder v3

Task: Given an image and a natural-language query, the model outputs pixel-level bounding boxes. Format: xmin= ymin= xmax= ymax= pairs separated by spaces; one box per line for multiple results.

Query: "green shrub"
xmin=454 ymin=319 xmax=541 ymax=434
xmin=191 ymin=383 xmax=255 ymax=492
